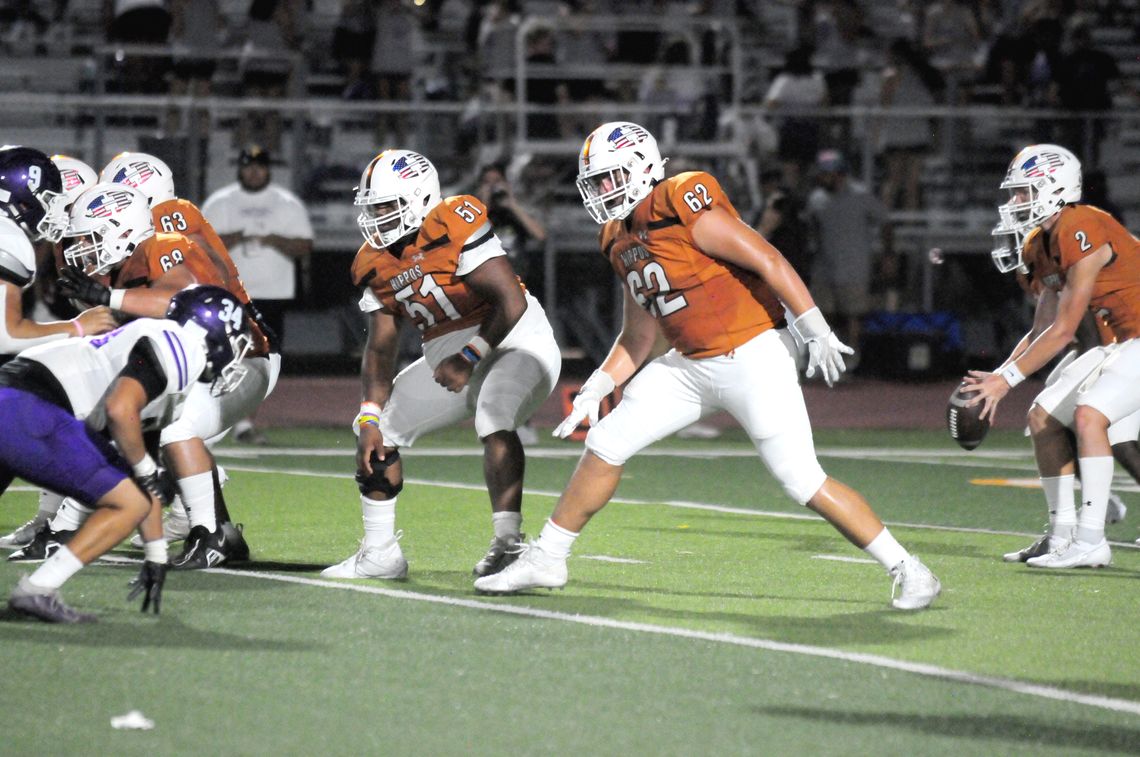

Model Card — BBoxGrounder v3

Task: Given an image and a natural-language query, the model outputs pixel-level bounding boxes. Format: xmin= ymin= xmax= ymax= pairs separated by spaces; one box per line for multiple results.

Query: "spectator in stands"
xmin=522 ymin=24 xmax=569 ymax=140
xmin=369 ymin=0 xmax=416 ymax=143
xmin=639 ymin=38 xmax=710 ymax=143
xmin=806 ymin=149 xmax=891 ymax=366
xmin=332 ymin=0 xmax=377 ymax=100
xmin=167 ymin=0 xmax=225 ymax=139
xmin=753 ymin=187 xmax=811 ymax=282
xmin=922 ymin=0 xmax=983 ymax=96
xmin=764 ymin=45 xmax=827 ymax=197
xmin=811 ymin=0 xmax=871 ymax=108
xmin=875 ymin=38 xmax=945 ymax=211
xmin=200 ymin=144 xmax=313 ymax=444
xmin=104 ymin=0 xmax=172 ymax=94
xmin=236 ymin=0 xmax=305 ymax=152
xmin=474 ymin=162 xmax=548 ymax=301
xmin=1056 ymin=22 xmax=1123 ymax=166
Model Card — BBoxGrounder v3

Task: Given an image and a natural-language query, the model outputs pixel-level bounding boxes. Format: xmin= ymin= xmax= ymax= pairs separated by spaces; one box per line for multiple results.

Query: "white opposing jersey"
xmin=17 ymin=318 xmax=208 ymax=429
xmin=0 ymin=216 xmax=36 ymax=288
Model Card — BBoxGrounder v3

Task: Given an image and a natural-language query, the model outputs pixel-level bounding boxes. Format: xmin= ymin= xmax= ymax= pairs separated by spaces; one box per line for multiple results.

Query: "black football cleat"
xmin=8 ymin=578 xmax=96 ymax=623
xmin=7 ymin=524 xmax=74 ymax=563
xmin=171 ymin=523 xmax=249 ymax=570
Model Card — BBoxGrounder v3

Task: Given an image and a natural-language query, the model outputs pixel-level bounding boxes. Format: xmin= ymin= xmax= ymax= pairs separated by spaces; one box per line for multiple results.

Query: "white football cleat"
xmin=0 ymin=513 xmax=50 ymax=549
xmin=1002 ymin=525 xmax=1074 ymax=563
xmin=129 ymin=509 xmax=191 ymax=549
xmin=321 ymin=532 xmax=408 ymax=579
xmin=1026 ymin=538 xmax=1111 ymax=569
xmin=889 ymin=555 xmax=941 ymax=610
xmin=1106 ymin=493 xmax=1127 ymax=525
xmin=473 ymin=541 xmax=567 ymax=593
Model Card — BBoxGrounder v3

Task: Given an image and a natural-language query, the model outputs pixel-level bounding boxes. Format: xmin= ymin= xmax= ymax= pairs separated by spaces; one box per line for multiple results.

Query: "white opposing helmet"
xmin=51 ymin=155 xmax=98 ymax=208
xmin=576 ymin=121 xmax=666 ymax=224
xmin=991 ymin=144 xmax=1082 ymax=273
xmin=100 ymin=151 xmax=176 ymax=208
xmin=353 ymin=150 xmax=441 ymax=249
xmin=64 ymin=183 xmax=154 ymax=275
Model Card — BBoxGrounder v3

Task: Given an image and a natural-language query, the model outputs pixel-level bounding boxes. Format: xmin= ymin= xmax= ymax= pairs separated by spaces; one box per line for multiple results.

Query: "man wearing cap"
xmin=200 ymin=145 xmax=313 ymax=443
xmin=805 ymin=149 xmax=892 ymax=368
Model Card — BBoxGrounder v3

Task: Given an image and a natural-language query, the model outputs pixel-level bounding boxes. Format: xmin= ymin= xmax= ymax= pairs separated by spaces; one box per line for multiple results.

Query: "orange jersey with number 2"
xmin=600 ymin=171 xmax=784 ymax=358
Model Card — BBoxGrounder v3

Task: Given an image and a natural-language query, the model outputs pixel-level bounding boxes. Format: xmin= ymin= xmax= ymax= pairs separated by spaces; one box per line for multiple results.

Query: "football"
xmin=946 ymin=382 xmax=990 ymax=450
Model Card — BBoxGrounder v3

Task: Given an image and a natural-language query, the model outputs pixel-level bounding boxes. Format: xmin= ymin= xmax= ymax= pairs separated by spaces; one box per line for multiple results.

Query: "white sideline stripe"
xmin=812 ymin=554 xmax=878 ymax=564
xmin=220 ymin=464 xmax=1055 ymax=542
xmin=579 ymin=554 xmax=648 ymax=564
xmin=170 ymin=564 xmax=1137 ymax=717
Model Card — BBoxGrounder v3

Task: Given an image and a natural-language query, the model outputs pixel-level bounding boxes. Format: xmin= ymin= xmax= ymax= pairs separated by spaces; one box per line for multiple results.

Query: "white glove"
xmin=553 ymin=369 xmax=616 ymax=439
xmin=791 ymin=307 xmax=854 ymax=387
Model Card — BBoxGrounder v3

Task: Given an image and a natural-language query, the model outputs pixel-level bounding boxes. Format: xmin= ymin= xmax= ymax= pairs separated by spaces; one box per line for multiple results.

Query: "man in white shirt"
xmin=200 ymin=144 xmax=312 ymax=442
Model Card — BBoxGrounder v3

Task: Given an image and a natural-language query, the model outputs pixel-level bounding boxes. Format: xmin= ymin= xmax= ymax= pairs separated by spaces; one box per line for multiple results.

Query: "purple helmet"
xmin=0 ymin=145 xmax=67 ymax=242
xmin=166 ymin=286 xmax=252 ymax=396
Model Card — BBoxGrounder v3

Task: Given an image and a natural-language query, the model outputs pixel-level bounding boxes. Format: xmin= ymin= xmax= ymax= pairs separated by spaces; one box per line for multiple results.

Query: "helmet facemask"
xmin=990 ymin=225 xmax=1027 ymax=274
xmin=32 ymin=190 xmax=67 ymax=243
xmin=356 ymin=196 xmax=417 ymax=249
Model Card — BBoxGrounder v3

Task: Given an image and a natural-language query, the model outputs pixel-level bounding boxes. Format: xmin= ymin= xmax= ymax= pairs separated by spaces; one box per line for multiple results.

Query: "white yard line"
xmin=812 ymin=555 xmax=879 ymax=564
xmin=104 ymin=558 xmax=1131 ymax=718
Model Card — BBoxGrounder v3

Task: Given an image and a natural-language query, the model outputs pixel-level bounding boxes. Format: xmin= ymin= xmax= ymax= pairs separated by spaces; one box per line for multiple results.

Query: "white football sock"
xmin=50 ymin=498 xmax=94 ymax=532
xmin=28 ymin=546 xmax=84 ymax=590
xmin=361 ymin=495 xmax=396 ymax=547
xmin=179 ymin=472 xmax=217 ymax=532
xmin=1076 ymin=456 xmax=1113 ymax=543
xmin=864 ymin=528 xmax=909 ymax=570
xmin=492 ymin=511 xmax=522 ymax=540
xmin=1041 ymin=474 xmax=1077 ymax=532
xmin=37 ymin=490 xmax=65 ymax=517
xmin=536 ymin=519 xmax=578 ymax=559
xmin=168 ymin=495 xmax=188 ymax=520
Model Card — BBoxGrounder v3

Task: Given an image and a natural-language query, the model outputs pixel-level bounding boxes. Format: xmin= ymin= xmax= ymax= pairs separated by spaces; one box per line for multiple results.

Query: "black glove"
xmin=127 ymin=560 xmax=167 ymax=614
xmin=58 ymin=267 xmax=111 ymax=307
xmin=136 ymin=468 xmax=176 ymax=507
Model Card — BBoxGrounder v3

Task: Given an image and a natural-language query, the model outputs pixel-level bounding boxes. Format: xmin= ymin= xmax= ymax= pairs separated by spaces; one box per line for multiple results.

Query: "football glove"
xmin=136 ymin=468 xmax=176 ymax=508
xmin=553 ymin=369 xmax=616 ymax=439
xmin=57 ymin=267 xmax=111 ymax=307
xmin=791 ymin=307 xmax=854 ymax=387
xmin=127 ymin=560 xmax=167 ymax=614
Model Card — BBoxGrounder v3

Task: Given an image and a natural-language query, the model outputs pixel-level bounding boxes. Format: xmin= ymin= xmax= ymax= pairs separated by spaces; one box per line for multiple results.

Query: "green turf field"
xmin=1 ymin=426 xmax=1138 ymax=755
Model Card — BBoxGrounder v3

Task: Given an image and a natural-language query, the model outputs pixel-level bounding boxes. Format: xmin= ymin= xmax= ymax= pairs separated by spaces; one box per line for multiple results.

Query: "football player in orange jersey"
xmin=45 ymin=183 xmax=274 ymax=569
xmin=475 ymin=122 xmax=941 ymax=610
xmin=968 ymin=144 xmax=1140 ymax=566
xmin=322 ymin=149 xmax=561 ymax=580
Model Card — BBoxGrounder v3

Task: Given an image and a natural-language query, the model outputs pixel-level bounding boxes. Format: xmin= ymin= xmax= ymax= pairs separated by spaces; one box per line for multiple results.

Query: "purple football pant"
xmin=0 ymin=387 xmax=130 ymax=505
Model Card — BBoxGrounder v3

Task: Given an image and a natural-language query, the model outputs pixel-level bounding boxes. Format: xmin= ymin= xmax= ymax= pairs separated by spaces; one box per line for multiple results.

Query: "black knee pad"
xmin=355 ymin=449 xmax=403 ymax=497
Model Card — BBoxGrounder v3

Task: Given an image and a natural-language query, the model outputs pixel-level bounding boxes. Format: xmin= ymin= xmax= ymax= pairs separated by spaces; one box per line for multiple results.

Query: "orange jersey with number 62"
xmin=599 ymin=171 xmax=784 ymax=358
xmin=351 ymin=195 xmax=521 ymax=342
xmin=1022 ymin=204 xmax=1140 ymax=341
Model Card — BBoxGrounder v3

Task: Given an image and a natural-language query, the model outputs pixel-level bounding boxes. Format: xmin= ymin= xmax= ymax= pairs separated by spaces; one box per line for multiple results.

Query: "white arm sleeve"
xmin=358 ymin=288 xmax=382 ymax=313
xmin=455 ymin=224 xmax=508 ymax=276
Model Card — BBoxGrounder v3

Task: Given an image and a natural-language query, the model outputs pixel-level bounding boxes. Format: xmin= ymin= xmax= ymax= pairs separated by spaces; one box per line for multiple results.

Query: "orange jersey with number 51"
xmin=351 ymin=194 xmax=522 ymax=341
xmin=599 ymin=171 xmax=784 ymax=358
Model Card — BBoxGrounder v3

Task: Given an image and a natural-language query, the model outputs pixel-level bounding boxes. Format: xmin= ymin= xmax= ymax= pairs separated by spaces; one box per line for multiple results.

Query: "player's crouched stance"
xmin=475 ymin=122 xmax=940 ymax=610
xmin=321 ymin=150 xmax=560 ymax=580
xmin=0 ymin=286 xmax=251 ymax=622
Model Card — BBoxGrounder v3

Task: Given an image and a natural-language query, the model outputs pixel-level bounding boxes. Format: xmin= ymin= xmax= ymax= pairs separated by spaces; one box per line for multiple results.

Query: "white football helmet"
xmin=51 ymin=155 xmax=98 ymax=208
xmin=991 ymin=144 xmax=1082 ymax=273
xmin=63 ymin=183 xmax=155 ymax=275
xmin=354 ymin=150 xmax=441 ymax=249
xmin=100 ymin=151 xmax=176 ymax=208
xmin=576 ymin=121 xmax=666 ymax=224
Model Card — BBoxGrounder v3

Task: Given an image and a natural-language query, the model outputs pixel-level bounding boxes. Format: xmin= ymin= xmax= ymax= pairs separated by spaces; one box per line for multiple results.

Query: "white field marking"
xmin=91 ymin=554 xmax=1140 ymax=717
xmin=812 ymin=555 xmax=879 ymax=564
xmin=578 ymin=555 xmax=648 ymax=564
xmin=218 ymin=445 xmax=1037 ymax=463
xmin=220 ymin=463 xmax=1050 ymax=542
xmin=9 ymin=486 xmax=37 ymax=493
